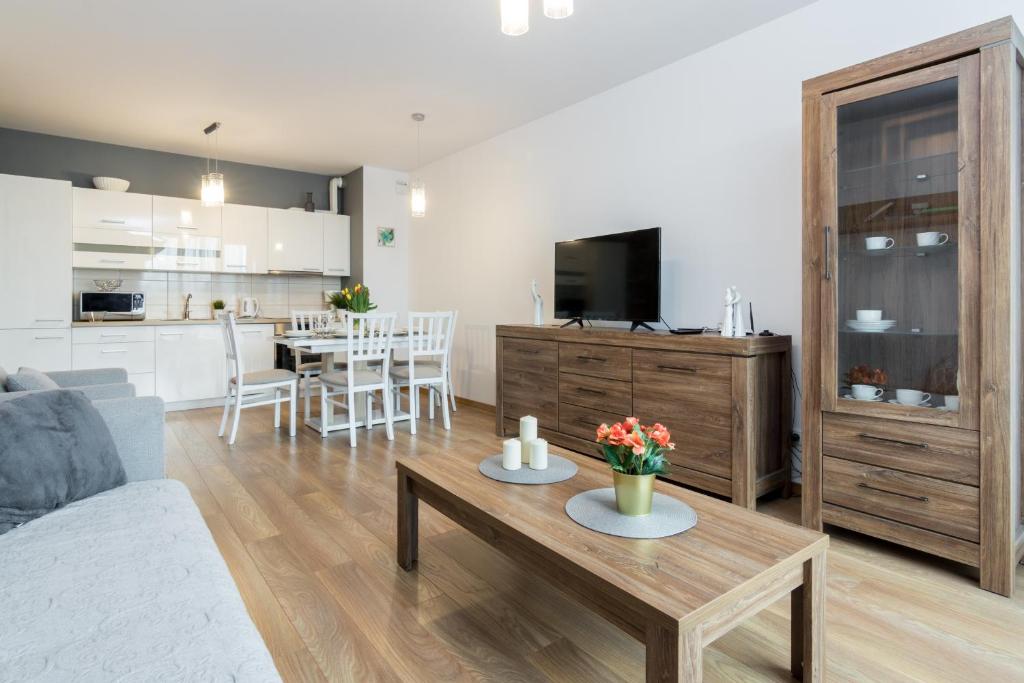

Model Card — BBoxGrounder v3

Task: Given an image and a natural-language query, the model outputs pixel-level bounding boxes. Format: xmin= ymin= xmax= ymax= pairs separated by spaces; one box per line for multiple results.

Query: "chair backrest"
xmin=291 ymin=310 xmax=332 ymax=332
xmin=219 ymin=312 xmax=243 ymax=385
xmin=345 ymin=312 xmax=397 ymax=369
xmin=407 ymin=311 xmax=454 ymax=371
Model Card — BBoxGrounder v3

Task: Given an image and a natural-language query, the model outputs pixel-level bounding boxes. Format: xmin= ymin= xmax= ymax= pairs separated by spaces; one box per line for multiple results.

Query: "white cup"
xmin=856 ymin=309 xmax=883 ymax=322
xmin=896 ymin=389 xmax=931 ymax=406
xmin=865 ymin=236 xmax=895 ymax=250
xmin=851 ymin=384 xmax=883 ymax=400
xmin=916 ymin=231 xmax=949 ymax=247
xmin=945 ymin=395 xmax=960 ymax=411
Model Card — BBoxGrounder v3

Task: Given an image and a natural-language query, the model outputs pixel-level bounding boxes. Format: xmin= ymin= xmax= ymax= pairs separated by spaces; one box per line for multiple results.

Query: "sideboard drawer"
xmin=502 ymin=338 xmax=558 ymax=374
xmin=501 ymin=338 xmax=558 ymax=429
xmin=822 ymin=456 xmax=979 ymax=542
xmin=823 ymin=412 xmax=979 ymax=486
xmin=558 ymin=343 xmax=632 ymax=381
xmin=558 ymin=402 xmax=623 ymax=442
xmin=559 ymin=373 xmax=632 ymax=415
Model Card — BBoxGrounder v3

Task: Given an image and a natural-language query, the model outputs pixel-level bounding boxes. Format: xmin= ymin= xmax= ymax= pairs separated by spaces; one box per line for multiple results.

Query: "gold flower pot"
xmin=612 ymin=471 xmax=655 ymax=516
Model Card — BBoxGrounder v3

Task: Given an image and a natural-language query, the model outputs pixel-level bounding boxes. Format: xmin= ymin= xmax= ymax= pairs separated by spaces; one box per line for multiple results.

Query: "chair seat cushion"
xmin=390 ymin=363 xmax=444 ymax=381
xmin=320 ymin=369 xmax=385 ymax=387
xmin=231 ymin=369 xmax=297 ymax=386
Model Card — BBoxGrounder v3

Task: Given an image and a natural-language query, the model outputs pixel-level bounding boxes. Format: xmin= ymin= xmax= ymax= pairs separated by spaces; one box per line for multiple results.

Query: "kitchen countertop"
xmin=71 ymin=317 xmax=292 ymax=327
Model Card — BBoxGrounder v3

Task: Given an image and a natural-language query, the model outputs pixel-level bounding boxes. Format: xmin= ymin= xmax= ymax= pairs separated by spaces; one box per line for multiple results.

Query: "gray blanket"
xmin=0 ymin=390 xmax=125 ymax=533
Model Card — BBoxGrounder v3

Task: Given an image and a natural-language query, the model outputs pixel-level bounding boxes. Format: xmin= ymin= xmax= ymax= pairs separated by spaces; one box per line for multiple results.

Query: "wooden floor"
xmin=165 ymin=400 xmax=1024 ymax=682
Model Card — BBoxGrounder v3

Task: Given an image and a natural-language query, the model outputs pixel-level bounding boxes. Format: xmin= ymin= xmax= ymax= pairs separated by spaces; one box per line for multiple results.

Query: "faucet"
xmin=184 ymin=293 xmax=192 ymax=320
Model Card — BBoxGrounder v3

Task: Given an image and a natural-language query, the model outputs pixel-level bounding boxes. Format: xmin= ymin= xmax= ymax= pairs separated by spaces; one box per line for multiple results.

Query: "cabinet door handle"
xmin=823 ymin=225 xmax=832 ymax=281
xmin=33 ymin=335 xmax=64 ymax=341
xmin=857 ymin=482 xmax=929 ymax=503
xmin=100 ymin=333 xmax=128 ymax=338
xmin=576 ymin=355 xmax=606 ymax=363
xmin=576 ymin=387 xmax=605 ymax=395
xmin=658 ymin=364 xmax=697 ymax=374
xmin=160 ymin=332 xmax=185 ymax=336
xmin=857 ymin=433 xmax=928 ymax=449
xmin=303 ymin=267 xmax=321 ymax=272
xmin=100 ymin=259 xmax=127 ymax=264
xmin=100 ymin=218 xmax=127 ymax=225
xmin=177 ymin=225 xmax=199 ymax=230
xmin=241 ymin=330 xmax=262 ymax=335
xmin=34 ymin=318 xmax=64 ymax=323
xmin=101 ymin=348 xmax=128 ymax=354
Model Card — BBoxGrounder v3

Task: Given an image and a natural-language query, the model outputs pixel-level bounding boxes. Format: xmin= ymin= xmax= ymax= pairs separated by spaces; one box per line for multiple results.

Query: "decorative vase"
xmin=612 ymin=471 xmax=655 ymax=516
xmin=304 ymin=192 xmax=315 ymax=212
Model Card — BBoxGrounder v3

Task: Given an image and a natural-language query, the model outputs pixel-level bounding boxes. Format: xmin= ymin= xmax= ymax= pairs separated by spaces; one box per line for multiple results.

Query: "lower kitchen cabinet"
xmin=155 ymin=325 xmax=226 ymax=404
xmin=0 ymin=328 xmax=71 ymax=372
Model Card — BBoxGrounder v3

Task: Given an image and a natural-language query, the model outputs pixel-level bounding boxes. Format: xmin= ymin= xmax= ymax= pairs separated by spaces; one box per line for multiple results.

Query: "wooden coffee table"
xmin=396 ymin=449 xmax=828 ymax=682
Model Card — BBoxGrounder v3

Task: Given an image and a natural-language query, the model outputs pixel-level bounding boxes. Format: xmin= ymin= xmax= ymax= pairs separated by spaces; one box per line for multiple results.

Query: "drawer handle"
xmin=857 ymin=482 xmax=929 ymax=503
xmin=160 ymin=332 xmax=185 ymax=336
xmin=100 ymin=218 xmax=127 ymax=225
xmin=857 ymin=433 xmax=928 ymax=450
xmin=242 ymin=330 xmax=262 ymax=335
xmin=101 ymin=348 xmax=128 ymax=354
xmin=35 ymin=318 xmax=64 ymax=323
xmin=34 ymin=336 xmax=64 ymax=341
xmin=658 ymin=364 xmax=697 ymax=374
xmin=100 ymin=333 xmax=128 ymax=338
xmin=517 ymin=349 xmax=541 ymax=355
xmin=177 ymin=225 xmax=199 ymax=230
xmin=100 ymin=259 xmax=127 ymax=264
xmin=576 ymin=355 xmax=606 ymax=363
xmin=577 ymin=387 xmax=605 ymax=395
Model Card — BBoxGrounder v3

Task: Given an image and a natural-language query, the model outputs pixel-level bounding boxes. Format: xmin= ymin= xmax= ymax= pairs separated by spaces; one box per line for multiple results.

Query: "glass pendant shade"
xmin=543 ymin=0 xmax=573 ymax=19
xmin=410 ymin=179 xmax=426 ymax=218
xmin=201 ymin=172 xmax=225 ymax=207
xmin=501 ymin=0 xmax=529 ymax=36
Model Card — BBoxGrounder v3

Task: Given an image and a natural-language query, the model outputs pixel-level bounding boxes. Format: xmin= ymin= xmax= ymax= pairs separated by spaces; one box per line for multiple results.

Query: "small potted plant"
xmin=596 ymin=418 xmax=674 ymax=516
xmin=212 ymin=299 xmax=226 ymax=318
xmin=329 ymin=283 xmax=376 ymax=328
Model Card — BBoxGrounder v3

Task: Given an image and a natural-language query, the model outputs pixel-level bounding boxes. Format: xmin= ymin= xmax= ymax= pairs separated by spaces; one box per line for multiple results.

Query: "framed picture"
xmin=377 ymin=227 xmax=396 ymax=248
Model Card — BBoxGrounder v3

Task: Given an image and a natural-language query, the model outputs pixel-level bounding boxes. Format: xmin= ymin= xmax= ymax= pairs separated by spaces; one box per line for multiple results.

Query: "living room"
xmin=1 ymin=1 xmax=1023 ymax=681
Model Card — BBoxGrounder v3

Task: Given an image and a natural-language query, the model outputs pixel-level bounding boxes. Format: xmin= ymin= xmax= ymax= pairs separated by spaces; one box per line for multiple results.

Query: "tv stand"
xmin=630 ymin=321 xmax=655 ymax=332
xmin=560 ymin=318 xmax=585 ymax=329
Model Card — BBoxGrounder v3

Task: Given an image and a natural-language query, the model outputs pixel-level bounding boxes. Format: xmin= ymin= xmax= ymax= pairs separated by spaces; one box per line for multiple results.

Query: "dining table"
xmin=273 ymin=330 xmax=417 ymax=434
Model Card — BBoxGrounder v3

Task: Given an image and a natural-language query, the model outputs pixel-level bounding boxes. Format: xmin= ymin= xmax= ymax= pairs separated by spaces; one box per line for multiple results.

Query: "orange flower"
xmin=596 ymin=423 xmax=611 ymax=441
xmin=606 ymin=423 xmax=629 ymax=446
xmin=624 ymin=416 xmax=639 ymax=430
xmin=646 ymin=423 xmax=672 ymax=448
xmin=624 ymin=430 xmax=646 ymax=455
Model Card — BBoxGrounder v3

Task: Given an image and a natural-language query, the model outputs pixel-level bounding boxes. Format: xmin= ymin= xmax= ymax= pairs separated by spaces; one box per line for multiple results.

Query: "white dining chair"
xmin=218 ymin=313 xmax=299 ymax=446
xmin=318 ymin=312 xmax=397 ymax=447
xmin=290 ymin=309 xmax=340 ymax=420
xmin=390 ymin=311 xmax=453 ymax=434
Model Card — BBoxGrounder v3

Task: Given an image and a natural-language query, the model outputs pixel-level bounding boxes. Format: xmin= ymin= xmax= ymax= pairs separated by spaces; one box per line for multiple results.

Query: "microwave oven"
xmin=79 ymin=292 xmax=146 ymax=320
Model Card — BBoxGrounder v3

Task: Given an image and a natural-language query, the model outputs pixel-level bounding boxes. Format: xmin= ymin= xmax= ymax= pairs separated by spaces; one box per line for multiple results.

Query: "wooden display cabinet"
xmin=802 ymin=18 xmax=1024 ymax=596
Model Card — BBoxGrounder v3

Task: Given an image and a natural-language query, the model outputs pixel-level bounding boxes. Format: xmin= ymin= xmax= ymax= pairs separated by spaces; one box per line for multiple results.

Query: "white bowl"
xmin=92 ymin=176 xmax=130 ymax=192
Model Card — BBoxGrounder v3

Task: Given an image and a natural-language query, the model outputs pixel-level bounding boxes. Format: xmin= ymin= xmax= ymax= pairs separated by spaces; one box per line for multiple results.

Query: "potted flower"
xmin=596 ymin=418 xmax=674 ymax=516
xmin=329 ymin=283 xmax=376 ymax=328
xmin=212 ymin=300 xmax=226 ymax=318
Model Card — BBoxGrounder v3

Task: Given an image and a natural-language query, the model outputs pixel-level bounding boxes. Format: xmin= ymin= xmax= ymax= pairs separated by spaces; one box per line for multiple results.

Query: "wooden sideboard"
xmin=495 ymin=325 xmax=793 ymax=509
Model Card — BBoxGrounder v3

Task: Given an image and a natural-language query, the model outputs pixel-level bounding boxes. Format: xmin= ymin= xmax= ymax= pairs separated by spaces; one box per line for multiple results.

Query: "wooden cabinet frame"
xmin=802 ymin=17 xmax=1024 ymax=596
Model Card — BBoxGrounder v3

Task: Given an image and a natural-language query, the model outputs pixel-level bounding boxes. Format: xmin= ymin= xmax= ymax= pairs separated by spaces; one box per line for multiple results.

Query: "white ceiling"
xmin=0 ymin=0 xmax=814 ymax=175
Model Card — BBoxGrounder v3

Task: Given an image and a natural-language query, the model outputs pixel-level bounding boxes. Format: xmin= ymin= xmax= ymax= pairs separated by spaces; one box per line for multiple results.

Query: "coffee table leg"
xmin=791 ymin=551 xmax=826 ymax=681
xmin=646 ymin=623 xmax=702 ymax=682
xmin=397 ymin=469 xmax=419 ymax=570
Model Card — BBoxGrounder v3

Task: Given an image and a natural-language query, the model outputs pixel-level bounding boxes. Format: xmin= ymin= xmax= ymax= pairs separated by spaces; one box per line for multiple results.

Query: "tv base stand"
xmin=630 ymin=320 xmax=655 ymax=332
xmin=560 ymin=318 xmax=584 ymax=329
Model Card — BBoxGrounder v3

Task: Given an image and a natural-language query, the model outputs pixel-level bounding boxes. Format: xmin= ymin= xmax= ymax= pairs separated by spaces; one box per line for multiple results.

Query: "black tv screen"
xmin=554 ymin=227 xmax=661 ymax=323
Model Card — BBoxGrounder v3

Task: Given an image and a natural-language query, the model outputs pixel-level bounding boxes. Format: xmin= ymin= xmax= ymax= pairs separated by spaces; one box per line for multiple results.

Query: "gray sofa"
xmin=0 ymin=390 xmax=282 ymax=681
xmin=1 ymin=366 xmax=137 ymax=401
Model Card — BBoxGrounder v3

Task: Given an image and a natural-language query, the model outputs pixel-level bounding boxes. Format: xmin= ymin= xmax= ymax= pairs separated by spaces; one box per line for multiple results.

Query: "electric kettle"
xmin=240 ymin=297 xmax=260 ymax=318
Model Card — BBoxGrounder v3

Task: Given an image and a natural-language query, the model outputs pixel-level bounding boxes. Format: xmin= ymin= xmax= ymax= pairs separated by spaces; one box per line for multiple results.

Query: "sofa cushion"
xmin=5 ymin=367 xmax=59 ymax=392
xmin=0 ymin=480 xmax=281 ymax=682
xmin=0 ymin=390 xmax=125 ymax=534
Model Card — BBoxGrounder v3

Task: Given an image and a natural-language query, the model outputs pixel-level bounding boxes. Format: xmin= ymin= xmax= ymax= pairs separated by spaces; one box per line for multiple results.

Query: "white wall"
xmin=410 ymin=0 xmax=1021 ymax=418
xmin=360 ymin=166 xmax=410 ymax=318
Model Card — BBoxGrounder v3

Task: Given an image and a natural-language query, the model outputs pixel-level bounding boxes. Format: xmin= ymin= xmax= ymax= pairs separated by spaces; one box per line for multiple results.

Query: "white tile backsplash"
xmin=72 ymin=269 xmax=336 ymax=321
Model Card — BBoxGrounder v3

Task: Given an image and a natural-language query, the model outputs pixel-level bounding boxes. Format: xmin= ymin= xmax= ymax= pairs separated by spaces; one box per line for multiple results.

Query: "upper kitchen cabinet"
xmin=152 ymin=195 xmax=222 ymax=272
xmin=268 ymin=208 xmax=323 ymax=273
xmin=72 ymin=188 xmax=153 ymax=270
xmin=222 ymin=203 xmax=269 ymax=274
xmin=323 ymin=214 xmax=351 ymax=277
xmin=0 ymin=174 xmax=72 ymax=329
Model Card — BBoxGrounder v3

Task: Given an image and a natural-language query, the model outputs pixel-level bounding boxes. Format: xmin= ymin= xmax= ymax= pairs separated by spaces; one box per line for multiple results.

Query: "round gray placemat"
xmin=564 ymin=488 xmax=697 ymax=539
xmin=478 ymin=454 xmax=578 ymax=485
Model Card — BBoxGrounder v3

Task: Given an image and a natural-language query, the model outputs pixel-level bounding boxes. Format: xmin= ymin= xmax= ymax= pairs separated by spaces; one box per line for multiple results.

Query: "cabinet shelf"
xmin=840 ymin=242 xmax=958 ymax=259
xmin=840 ymin=329 xmax=957 ymax=338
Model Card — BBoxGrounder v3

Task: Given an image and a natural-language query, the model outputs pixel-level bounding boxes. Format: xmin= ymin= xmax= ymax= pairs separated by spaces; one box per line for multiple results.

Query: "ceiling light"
xmin=201 ymin=121 xmax=224 ymax=207
xmin=500 ymin=0 xmax=529 ymax=36
xmin=411 ymin=113 xmax=426 ymax=218
xmin=543 ymin=0 xmax=573 ymax=19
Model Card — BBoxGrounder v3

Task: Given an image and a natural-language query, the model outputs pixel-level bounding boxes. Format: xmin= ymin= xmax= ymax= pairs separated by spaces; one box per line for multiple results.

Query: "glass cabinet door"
xmin=821 ymin=57 xmax=979 ymax=428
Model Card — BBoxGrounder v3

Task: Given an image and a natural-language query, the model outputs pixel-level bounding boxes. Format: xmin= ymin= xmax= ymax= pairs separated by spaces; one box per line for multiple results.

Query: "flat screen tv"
xmin=554 ymin=227 xmax=661 ymax=331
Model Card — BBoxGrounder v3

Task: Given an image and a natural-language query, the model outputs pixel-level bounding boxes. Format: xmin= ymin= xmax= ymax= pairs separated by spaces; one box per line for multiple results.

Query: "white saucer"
xmin=842 ymin=394 xmax=882 ymax=402
xmin=284 ymin=330 xmax=313 ymax=338
xmin=887 ymin=399 xmax=931 ymax=408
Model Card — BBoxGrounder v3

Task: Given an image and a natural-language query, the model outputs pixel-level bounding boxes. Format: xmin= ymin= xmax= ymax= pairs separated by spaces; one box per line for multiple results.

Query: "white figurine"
xmin=732 ymin=288 xmax=746 ymax=337
xmin=531 ymin=280 xmax=544 ymax=326
xmin=722 ymin=287 xmax=738 ymax=337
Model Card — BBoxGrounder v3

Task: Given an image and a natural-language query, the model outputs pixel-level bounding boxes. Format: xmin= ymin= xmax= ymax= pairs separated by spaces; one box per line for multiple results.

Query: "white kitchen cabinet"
xmin=0 ymin=329 xmax=71 ymax=372
xmin=222 ymin=204 xmax=269 ymax=274
xmin=71 ymin=325 xmax=155 ymax=397
xmin=268 ymin=208 xmax=323 ymax=274
xmin=154 ymin=325 xmax=226 ymax=404
xmin=152 ymin=195 xmax=222 ymax=272
xmin=72 ymin=188 xmax=152 ymax=248
xmin=323 ymin=214 xmax=351 ymax=277
xmin=237 ymin=324 xmax=276 ymax=373
xmin=0 ymin=174 xmax=72 ymax=329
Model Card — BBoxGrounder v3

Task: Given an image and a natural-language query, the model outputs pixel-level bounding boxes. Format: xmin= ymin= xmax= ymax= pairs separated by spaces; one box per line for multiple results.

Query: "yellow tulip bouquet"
xmin=329 ymin=283 xmax=376 ymax=313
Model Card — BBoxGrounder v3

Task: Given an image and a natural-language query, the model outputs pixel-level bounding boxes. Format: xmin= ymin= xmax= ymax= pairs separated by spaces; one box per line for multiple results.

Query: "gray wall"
xmin=342 ymin=166 xmax=365 ymax=283
xmin=0 ymin=127 xmax=340 ymax=210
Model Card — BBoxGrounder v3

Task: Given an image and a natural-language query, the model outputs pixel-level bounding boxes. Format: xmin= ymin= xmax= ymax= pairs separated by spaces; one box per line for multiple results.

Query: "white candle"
xmin=529 ymin=439 xmax=548 ymax=470
xmin=502 ymin=439 xmax=522 ymax=470
xmin=519 ymin=415 xmax=537 ymax=462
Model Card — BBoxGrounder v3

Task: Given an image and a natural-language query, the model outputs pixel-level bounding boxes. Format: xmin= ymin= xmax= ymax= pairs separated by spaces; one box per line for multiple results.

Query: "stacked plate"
xmin=846 ymin=319 xmax=896 ymax=333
